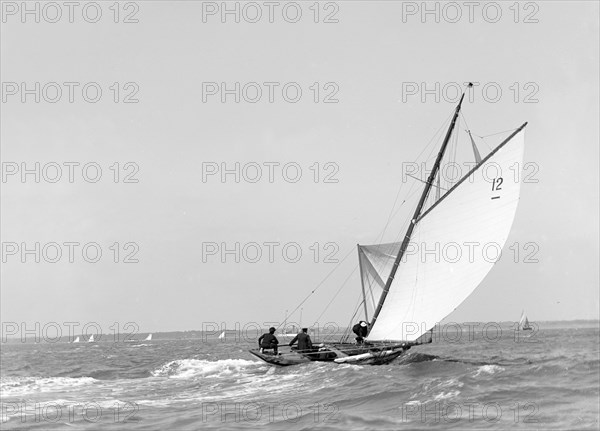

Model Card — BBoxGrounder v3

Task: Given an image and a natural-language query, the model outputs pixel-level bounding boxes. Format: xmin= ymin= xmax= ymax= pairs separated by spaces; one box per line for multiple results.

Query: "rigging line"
xmin=373 ymin=111 xmax=452 ymax=247
xmin=372 ymin=181 xmax=416 ymax=248
xmin=383 ymin=165 xmax=431 ymax=242
xmin=386 ymin=183 xmax=423 ymax=241
xmin=323 ymin=108 xmax=459 ymax=335
xmin=416 ymin=110 xmax=455 ymax=160
xmin=422 ymin=117 xmax=453 ymax=210
xmin=460 ymin=110 xmax=470 ymax=130
xmin=332 ymin=291 xmax=363 ymax=344
xmin=442 ymin=115 xmax=457 ymax=193
xmin=345 ymin=292 xmax=364 ymax=342
xmin=278 ymin=246 xmax=356 ymax=331
xmin=460 ymin=111 xmax=492 ymax=152
xmin=314 ymin=265 xmax=359 ymax=325
xmin=368 ymin=277 xmax=377 ymax=311
xmin=361 ymin=259 xmax=379 ymax=305
xmin=475 ymin=128 xmax=520 ymax=153
xmin=340 ymin=302 xmax=362 ymax=343
xmin=450 ymin=116 xmax=460 ymax=189
xmin=376 ymin=111 xmax=454 ymax=244
xmin=477 ymin=128 xmax=519 ymax=138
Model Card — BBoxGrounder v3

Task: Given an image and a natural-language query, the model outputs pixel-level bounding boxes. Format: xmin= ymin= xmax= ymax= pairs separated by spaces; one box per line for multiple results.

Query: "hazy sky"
xmin=1 ymin=1 xmax=598 ymax=335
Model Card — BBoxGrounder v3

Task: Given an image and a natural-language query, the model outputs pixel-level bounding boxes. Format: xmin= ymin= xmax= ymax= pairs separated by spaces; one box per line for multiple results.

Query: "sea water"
xmin=1 ymin=321 xmax=598 ymax=430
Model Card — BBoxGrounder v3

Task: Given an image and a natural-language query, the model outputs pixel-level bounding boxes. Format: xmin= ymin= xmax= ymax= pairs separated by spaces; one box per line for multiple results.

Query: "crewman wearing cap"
xmin=289 ymin=328 xmax=313 ymax=352
xmin=258 ymin=327 xmax=279 ymax=355
xmin=352 ymin=320 xmax=369 ymax=344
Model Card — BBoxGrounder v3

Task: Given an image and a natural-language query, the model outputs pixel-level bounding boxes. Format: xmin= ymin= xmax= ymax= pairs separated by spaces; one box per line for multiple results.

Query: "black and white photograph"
xmin=1 ymin=1 xmax=599 ymax=429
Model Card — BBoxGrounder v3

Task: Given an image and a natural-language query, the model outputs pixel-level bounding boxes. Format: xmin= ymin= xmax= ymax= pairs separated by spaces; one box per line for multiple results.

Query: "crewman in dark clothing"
xmin=289 ymin=328 xmax=313 ymax=351
xmin=258 ymin=327 xmax=279 ymax=355
xmin=352 ymin=321 xmax=368 ymax=344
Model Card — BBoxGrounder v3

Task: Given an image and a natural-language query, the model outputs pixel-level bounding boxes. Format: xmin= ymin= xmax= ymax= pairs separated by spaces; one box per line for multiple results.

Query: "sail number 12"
xmin=491 ymin=177 xmax=503 ymax=191
xmin=491 ymin=177 xmax=503 ymax=200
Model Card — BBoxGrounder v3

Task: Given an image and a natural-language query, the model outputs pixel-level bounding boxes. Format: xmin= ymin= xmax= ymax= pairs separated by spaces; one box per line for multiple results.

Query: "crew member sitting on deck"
xmin=352 ymin=321 xmax=369 ymax=344
xmin=289 ymin=328 xmax=313 ymax=351
xmin=258 ymin=327 xmax=279 ymax=355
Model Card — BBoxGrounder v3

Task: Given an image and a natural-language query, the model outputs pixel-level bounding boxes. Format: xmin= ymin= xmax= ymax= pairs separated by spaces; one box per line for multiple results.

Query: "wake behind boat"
xmin=250 ymin=84 xmax=527 ymax=366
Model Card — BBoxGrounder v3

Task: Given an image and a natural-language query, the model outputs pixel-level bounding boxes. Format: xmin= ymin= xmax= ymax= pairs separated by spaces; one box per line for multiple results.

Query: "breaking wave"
xmin=0 ymin=376 xmax=97 ymax=397
xmin=150 ymin=358 xmax=264 ymax=379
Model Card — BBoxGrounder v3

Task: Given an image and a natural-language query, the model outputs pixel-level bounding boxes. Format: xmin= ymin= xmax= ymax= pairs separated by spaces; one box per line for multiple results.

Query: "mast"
xmin=369 ymin=91 xmax=467 ymax=331
xmin=357 ymin=245 xmax=370 ymax=323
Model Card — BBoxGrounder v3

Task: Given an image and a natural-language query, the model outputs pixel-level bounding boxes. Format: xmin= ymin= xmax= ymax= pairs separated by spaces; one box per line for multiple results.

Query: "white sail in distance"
xmin=367 ymin=129 xmax=526 ymax=342
xmin=519 ymin=310 xmax=526 ymax=326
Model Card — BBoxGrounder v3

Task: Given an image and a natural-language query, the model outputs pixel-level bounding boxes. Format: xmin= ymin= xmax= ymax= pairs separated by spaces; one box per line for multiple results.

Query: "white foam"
xmin=433 ymin=390 xmax=461 ymax=400
xmin=151 ymin=358 xmax=262 ymax=379
xmin=332 ymin=363 xmax=363 ymax=371
xmin=474 ymin=364 xmax=504 ymax=377
xmin=144 ymin=358 xmax=313 ymax=405
xmin=0 ymin=397 xmax=131 ymax=423
xmin=0 ymin=376 xmax=97 ymax=397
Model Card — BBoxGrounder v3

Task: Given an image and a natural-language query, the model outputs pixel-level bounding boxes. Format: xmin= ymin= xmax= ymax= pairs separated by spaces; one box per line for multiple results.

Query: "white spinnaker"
xmin=367 ymin=131 xmax=525 ymax=342
xmin=359 ymin=243 xmax=400 ymax=317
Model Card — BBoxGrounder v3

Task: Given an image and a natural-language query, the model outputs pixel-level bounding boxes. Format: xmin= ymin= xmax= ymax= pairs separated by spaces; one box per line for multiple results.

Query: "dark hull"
xmin=248 ymin=349 xmax=314 ymax=366
xmin=249 ymin=342 xmax=413 ymax=366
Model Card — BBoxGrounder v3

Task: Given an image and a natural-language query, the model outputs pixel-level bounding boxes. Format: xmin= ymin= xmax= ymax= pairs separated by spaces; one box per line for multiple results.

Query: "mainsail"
xmin=365 ymin=103 xmax=527 ymax=342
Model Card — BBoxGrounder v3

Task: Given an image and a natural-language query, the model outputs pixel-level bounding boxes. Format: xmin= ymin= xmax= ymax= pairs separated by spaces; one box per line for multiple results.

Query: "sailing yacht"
xmin=72 ymin=336 xmax=80 ymax=343
xmin=278 ymin=311 xmax=302 ymax=338
xmin=87 ymin=334 xmax=95 ymax=343
xmin=145 ymin=334 xmax=153 ymax=341
xmin=519 ymin=311 xmax=533 ymax=330
xmin=277 ymin=325 xmax=299 ymax=338
xmin=250 ymin=86 xmax=527 ymax=365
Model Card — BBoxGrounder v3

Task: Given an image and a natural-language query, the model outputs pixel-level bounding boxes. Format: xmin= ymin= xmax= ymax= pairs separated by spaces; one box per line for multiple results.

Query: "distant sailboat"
xmin=87 ymin=334 xmax=95 ymax=342
xmin=277 ymin=310 xmax=302 ymax=337
xmin=519 ymin=310 xmax=533 ymax=331
xmin=218 ymin=331 xmax=225 ymax=340
xmin=277 ymin=331 xmax=297 ymax=338
xmin=145 ymin=333 xmax=153 ymax=341
xmin=72 ymin=336 xmax=80 ymax=343
xmin=277 ymin=325 xmax=298 ymax=338
xmin=250 ymin=85 xmax=528 ymax=365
